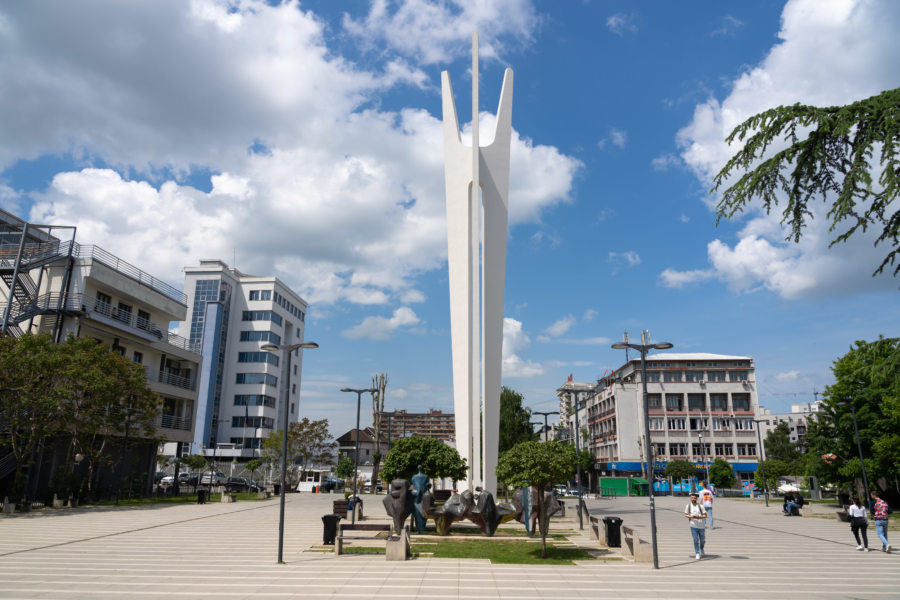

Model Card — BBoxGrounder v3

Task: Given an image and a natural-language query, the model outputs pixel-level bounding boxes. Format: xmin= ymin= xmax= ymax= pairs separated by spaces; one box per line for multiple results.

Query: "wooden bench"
xmin=621 ymin=525 xmax=652 ymax=562
xmin=333 ymin=498 xmax=364 ymax=520
xmin=335 ymin=523 xmax=404 ymax=555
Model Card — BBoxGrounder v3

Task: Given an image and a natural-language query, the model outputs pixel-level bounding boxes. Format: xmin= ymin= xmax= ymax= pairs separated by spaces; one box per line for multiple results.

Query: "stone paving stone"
xmin=0 ymin=492 xmax=897 ymax=599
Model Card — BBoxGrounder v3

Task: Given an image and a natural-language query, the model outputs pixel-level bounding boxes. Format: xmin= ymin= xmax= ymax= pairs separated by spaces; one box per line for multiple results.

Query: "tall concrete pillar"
xmin=442 ymin=32 xmax=513 ymax=494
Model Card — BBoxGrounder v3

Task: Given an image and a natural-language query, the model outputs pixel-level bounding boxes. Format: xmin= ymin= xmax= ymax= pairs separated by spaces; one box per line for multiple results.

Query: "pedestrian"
xmin=699 ymin=482 xmax=714 ymax=528
xmin=849 ymin=496 xmax=870 ymax=552
xmin=685 ymin=491 xmax=707 ymax=560
xmin=870 ymin=490 xmax=892 ymax=553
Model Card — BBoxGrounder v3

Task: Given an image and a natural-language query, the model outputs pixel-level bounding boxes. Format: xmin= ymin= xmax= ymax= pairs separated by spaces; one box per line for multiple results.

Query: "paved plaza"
xmin=0 ymin=492 xmax=897 ymax=599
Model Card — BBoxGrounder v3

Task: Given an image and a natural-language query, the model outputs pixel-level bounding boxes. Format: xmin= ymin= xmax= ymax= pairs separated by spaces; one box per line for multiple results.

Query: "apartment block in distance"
xmin=560 ymin=353 xmax=762 ymax=486
xmin=179 ymin=259 xmax=310 ymax=461
xmin=0 ymin=209 xmax=200 ymax=496
xmin=382 ymin=409 xmax=456 ymax=442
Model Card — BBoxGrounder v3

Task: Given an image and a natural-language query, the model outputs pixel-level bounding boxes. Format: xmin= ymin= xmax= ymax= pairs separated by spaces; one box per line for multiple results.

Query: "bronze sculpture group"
xmin=383 ymin=467 xmax=561 ymax=537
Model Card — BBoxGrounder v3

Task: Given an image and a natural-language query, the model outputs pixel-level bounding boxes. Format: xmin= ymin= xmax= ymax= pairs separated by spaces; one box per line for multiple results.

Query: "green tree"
xmin=0 ymin=333 xmax=161 ymax=500
xmin=575 ymin=449 xmax=593 ymax=480
xmin=805 ymin=337 xmax=900 ymax=493
xmin=499 ymin=386 xmax=534 ymax=454
xmin=262 ymin=418 xmax=336 ymax=484
xmin=712 ymin=87 xmax=900 ymax=277
xmin=381 ymin=435 xmax=467 ymax=483
xmin=335 ymin=455 xmax=355 ymax=480
xmin=708 ymin=458 xmax=736 ymax=490
xmin=664 ymin=459 xmax=699 ymax=483
xmin=246 ymin=458 xmax=263 ymax=488
xmin=754 ymin=458 xmax=794 ymax=493
xmin=180 ymin=454 xmax=207 ymax=475
xmin=765 ymin=422 xmax=800 ymax=462
xmin=495 ymin=440 xmax=576 ymax=558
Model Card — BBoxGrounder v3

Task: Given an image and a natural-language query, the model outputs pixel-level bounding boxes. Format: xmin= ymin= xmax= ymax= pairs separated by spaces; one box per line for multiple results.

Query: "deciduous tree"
xmin=495 ymin=440 xmax=575 ymax=558
xmin=381 ymin=435 xmax=467 ymax=483
xmin=262 ymin=418 xmax=336 ymax=484
xmin=708 ymin=458 xmax=736 ymax=490
xmin=664 ymin=459 xmax=698 ymax=484
xmin=765 ymin=422 xmax=800 ymax=462
xmin=499 ymin=386 xmax=534 ymax=454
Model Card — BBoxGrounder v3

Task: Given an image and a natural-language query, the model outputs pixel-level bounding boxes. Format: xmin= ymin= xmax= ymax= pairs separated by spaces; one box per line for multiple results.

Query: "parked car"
xmin=154 ymin=471 xmax=167 ymax=483
xmin=319 ymin=477 xmax=344 ymax=492
xmin=160 ymin=474 xmax=175 ymax=486
xmin=200 ymin=471 xmax=227 ymax=485
xmin=225 ymin=477 xmax=260 ymax=493
xmin=179 ymin=473 xmax=200 ymax=486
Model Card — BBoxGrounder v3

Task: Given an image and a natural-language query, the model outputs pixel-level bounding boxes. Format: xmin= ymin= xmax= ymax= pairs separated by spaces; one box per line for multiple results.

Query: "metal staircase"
xmin=0 ymin=238 xmax=74 ymax=337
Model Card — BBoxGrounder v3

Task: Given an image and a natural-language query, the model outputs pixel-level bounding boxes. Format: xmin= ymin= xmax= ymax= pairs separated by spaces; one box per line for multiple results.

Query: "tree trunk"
xmin=537 ymin=491 xmax=547 ymax=558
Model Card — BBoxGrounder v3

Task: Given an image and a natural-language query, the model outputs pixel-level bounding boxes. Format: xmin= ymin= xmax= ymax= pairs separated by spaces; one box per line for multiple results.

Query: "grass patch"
xmin=410 ymin=539 xmax=595 ymax=564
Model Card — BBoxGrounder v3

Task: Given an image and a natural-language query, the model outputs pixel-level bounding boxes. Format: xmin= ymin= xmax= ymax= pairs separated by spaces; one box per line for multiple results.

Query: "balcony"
xmin=158 ymin=414 xmax=193 ymax=431
xmin=145 ymin=366 xmax=196 ymax=392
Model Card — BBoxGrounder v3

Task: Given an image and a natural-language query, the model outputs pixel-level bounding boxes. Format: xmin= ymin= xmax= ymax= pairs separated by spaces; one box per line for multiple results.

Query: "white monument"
xmin=442 ymin=33 xmax=513 ymax=494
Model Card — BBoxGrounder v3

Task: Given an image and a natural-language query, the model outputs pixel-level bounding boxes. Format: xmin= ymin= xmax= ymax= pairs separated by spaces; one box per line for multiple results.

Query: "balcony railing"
xmin=158 ymin=414 xmax=192 ymax=431
xmin=144 ymin=366 xmax=196 ymax=392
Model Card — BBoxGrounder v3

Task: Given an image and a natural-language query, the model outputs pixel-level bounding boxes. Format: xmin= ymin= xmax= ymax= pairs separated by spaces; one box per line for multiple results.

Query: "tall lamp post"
xmin=533 ymin=410 xmax=559 ymax=442
xmin=697 ymin=430 xmax=710 ymax=486
xmin=612 ymin=338 xmax=674 ymax=570
xmin=751 ymin=418 xmax=769 ymax=507
xmin=838 ymin=402 xmax=870 ymax=498
xmin=341 ymin=387 xmax=377 ymax=524
xmin=557 ymin=389 xmax=585 ymax=531
xmin=261 ymin=341 xmax=319 ymax=564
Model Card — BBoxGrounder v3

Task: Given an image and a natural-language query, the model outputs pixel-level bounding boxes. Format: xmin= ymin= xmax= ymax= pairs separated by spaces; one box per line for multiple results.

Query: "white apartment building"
xmin=0 ymin=210 xmax=200 ymax=494
xmin=179 ymin=260 xmax=310 ymax=460
xmin=758 ymin=400 xmax=822 ymax=452
xmin=559 ymin=353 xmax=763 ymax=484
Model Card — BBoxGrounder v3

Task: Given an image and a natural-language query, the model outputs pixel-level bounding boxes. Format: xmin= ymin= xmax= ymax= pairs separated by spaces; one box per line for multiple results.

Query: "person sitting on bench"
xmin=784 ymin=492 xmax=800 ymax=516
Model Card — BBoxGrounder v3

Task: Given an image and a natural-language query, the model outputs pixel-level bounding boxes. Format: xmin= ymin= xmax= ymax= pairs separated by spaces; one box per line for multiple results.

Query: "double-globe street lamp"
xmin=261 ymin=341 xmax=319 ymax=564
xmin=611 ymin=338 xmax=674 ymax=571
xmin=341 ymin=387 xmax=377 ymax=524
xmin=751 ymin=418 xmax=769 ymax=507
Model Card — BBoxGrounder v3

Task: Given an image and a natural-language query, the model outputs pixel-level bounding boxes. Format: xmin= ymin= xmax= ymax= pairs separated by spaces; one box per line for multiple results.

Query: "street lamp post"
xmin=839 ymin=402 xmax=870 ymax=498
xmin=697 ymin=430 xmax=710 ymax=486
xmin=341 ymin=387 xmax=377 ymax=524
xmin=261 ymin=341 xmax=319 ymax=564
xmin=560 ymin=389 xmax=585 ymax=531
xmin=533 ymin=411 xmax=559 ymax=442
xmin=611 ymin=338 xmax=674 ymax=570
xmin=751 ymin=419 xmax=769 ymax=507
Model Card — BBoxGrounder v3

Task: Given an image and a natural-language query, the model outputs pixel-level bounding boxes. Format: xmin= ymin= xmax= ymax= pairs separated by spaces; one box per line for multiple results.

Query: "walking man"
xmin=685 ymin=492 xmax=708 ymax=560
xmin=699 ymin=482 xmax=714 ymax=528
xmin=870 ymin=490 xmax=891 ymax=553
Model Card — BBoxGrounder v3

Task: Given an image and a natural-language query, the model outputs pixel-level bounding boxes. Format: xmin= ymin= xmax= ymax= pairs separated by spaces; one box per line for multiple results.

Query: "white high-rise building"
xmin=179 ymin=260 xmax=310 ymax=459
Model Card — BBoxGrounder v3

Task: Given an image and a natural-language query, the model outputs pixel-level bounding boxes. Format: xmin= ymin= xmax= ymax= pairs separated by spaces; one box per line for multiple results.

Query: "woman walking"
xmin=849 ymin=496 xmax=870 ymax=552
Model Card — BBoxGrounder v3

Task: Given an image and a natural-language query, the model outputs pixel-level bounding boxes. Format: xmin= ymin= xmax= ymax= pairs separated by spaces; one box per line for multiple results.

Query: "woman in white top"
xmin=849 ymin=496 xmax=870 ymax=551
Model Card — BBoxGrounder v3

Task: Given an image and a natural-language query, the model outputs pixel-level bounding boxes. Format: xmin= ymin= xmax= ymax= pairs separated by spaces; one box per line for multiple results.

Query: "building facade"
xmin=382 ymin=409 xmax=456 ymax=442
xmin=758 ymin=400 xmax=821 ymax=452
xmin=0 ymin=210 xmax=200 ymax=495
xmin=560 ymin=353 xmax=763 ymax=484
xmin=179 ymin=260 xmax=310 ymax=460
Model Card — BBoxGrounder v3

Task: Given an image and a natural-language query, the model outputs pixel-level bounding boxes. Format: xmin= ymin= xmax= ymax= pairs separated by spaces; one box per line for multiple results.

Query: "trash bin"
xmin=603 ymin=516 xmax=622 ymax=547
xmin=197 ymin=489 xmax=207 ymax=504
xmin=838 ymin=492 xmax=850 ymax=506
xmin=322 ymin=514 xmax=341 ymax=545
xmin=274 ymin=483 xmax=281 ymax=496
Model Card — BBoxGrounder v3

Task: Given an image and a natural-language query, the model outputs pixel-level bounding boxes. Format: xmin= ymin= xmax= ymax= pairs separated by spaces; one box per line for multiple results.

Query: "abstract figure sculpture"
xmin=443 ymin=32 xmax=514 ymax=495
xmin=383 ymin=479 xmax=412 ymax=536
xmin=410 ymin=466 xmax=429 ymax=534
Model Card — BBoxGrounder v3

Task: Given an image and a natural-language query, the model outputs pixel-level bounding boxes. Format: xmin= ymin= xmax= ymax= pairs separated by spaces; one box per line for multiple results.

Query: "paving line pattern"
xmin=0 ymin=493 xmax=897 ymax=599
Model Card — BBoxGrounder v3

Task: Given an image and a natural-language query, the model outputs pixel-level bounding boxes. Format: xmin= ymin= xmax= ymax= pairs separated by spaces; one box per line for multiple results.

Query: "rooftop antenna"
xmin=623 ymin=331 xmax=630 ymax=361
xmin=641 ymin=329 xmax=650 ymax=346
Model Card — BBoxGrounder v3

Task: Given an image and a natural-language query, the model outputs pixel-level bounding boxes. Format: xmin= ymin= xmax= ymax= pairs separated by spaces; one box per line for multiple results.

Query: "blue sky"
xmin=1 ymin=0 xmax=898 ymax=437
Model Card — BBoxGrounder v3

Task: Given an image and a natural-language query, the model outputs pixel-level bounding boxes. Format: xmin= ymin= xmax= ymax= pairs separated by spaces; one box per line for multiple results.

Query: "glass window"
xmin=688 ymin=393 xmax=706 ymax=411
xmin=663 ymin=371 xmax=682 ymax=383
xmin=732 ymin=393 xmax=751 ymax=411
xmin=667 ymin=418 xmax=686 ymax=430
xmin=684 ymin=371 xmax=704 ymax=382
xmin=242 ymin=310 xmax=283 ymax=326
xmin=237 ymin=351 xmax=279 ymax=366
xmin=653 ymin=443 xmax=666 ymax=457
xmin=665 ymin=394 xmax=683 ymax=411
xmin=132 ymin=351 xmax=143 ymax=364
xmin=646 ymin=371 xmax=660 ymax=382
xmin=707 ymin=371 xmax=726 ymax=382
xmin=649 ymin=417 xmax=664 ymax=430
xmin=647 ymin=394 xmax=662 ymax=409
xmin=236 ymin=373 xmax=277 ymax=387
xmin=730 ymin=370 xmax=749 ymax=382
xmin=714 ymin=443 xmax=733 ymax=456
xmin=234 ymin=395 xmax=277 ymax=408
xmin=710 ymin=393 xmax=728 ymax=411
xmin=239 ymin=330 xmax=281 ymax=345
xmin=670 ymin=443 xmax=687 ymax=456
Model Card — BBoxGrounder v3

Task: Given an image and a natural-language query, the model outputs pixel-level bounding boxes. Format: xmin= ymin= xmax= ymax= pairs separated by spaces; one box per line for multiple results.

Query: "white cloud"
xmin=651 ymin=153 xmax=681 ymax=171
xmin=774 ymin=370 xmax=801 ymax=383
xmin=342 ymin=0 xmax=540 ymax=65
xmin=7 ymin=1 xmax=580 ymax=309
xmin=597 ymin=128 xmax=627 ymax=150
xmin=711 ymin=15 xmax=744 ymax=37
xmin=544 ymin=315 xmax=575 ymax=337
xmin=606 ymin=13 xmax=638 ymax=36
xmin=341 ymin=307 xmax=420 ymax=340
xmin=674 ymin=0 xmax=900 ymax=299
xmin=608 ymin=251 xmax=641 ymax=268
xmin=583 ymin=309 xmax=597 ymax=322
xmin=502 ymin=317 xmax=543 ymax=378
xmin=659 ymin=268 xmax=716 ymax=288
xmin=680 ymin=214 xmax=690 ymax=223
